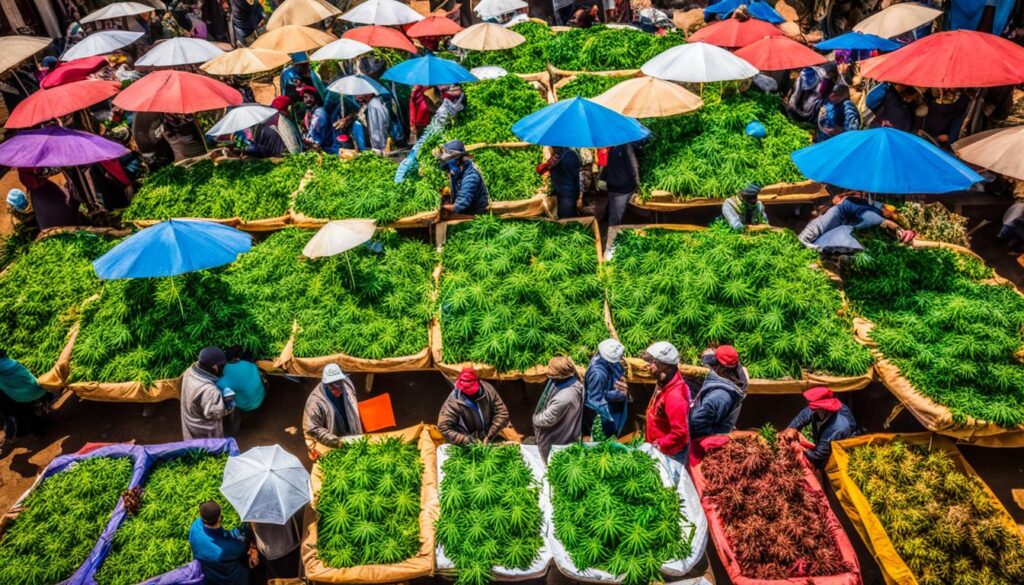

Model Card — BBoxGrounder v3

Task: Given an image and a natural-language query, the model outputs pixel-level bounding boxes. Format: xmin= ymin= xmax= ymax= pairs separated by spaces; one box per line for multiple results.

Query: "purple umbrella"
xmin=0 ymin=126 xmax=128 ymax=168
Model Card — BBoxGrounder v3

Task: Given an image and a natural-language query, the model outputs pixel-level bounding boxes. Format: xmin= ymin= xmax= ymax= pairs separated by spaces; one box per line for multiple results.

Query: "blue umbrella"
xmin=512 ymin=97 xmax=651 ymax=148
xmin=815 ymin=32 xmax=902 ymax=52
xmin=704 ymin=0 xmax=784 ymax=24
xmin=381 ymin=54 xmax=477 ymax=86
xmin=790 ymin=127 xmax=984 ymax=194
xmin=93 ymin=219 xmax=252 ymax=279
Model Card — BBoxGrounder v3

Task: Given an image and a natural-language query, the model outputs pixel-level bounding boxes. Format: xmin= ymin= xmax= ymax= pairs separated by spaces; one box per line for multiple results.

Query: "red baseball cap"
xmin=714 ymin=345 xmax=740 ymax=368
xmin=270 ymin=96 xmax=292 ymax=111
xmin=804 ymin=386 xmax=842 ymax=412
xmin=455 ymin=366 xmax=480 ymax=397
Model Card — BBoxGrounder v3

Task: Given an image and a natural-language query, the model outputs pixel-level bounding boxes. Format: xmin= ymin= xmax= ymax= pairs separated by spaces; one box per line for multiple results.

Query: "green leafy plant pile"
xmin=0 ymin=232 xmax=112 ymax=375
xmin=897 ymin=201 xmax=969 ymax=246
xmin=544 ymin=26 xmax=684 ymax=72
xmin=123 ymin=158 xmax=306 ymax=222
xmin=316 ymin=437 xmax=423 ymax=567
xmin=225 ymin=228 xmax=436 ymax=359
xmin=439 ymin=216 xmax=607 ymax=372
xmin=556 ymin=74 xmax=630 ymax=100
xmin=0 ymin=456 xmax=133 ymax=585
xmin=436 ymin=444 xmax=544 ymax=585
xmin=458 ymin=21 xmax=553 ymax=73
xmin=843 ymin=237 xmax=1024 ymax=427
xmin=639 ymin=86 xmax=811 ymax=200
xmin=548 ymin=438 xmax=694 ymax=585
xmin=421 ymin=144 xmax=545 ymax=202
xmin=95 ymin=451 xmax=237 ymax=585
xmin=606 ymin=224 xmax=872 ymax=379
xmin=444 ymin=74 xmax=546 ymax=144
xmin=293 ymin=153 xmax=440 ymax=224
xmin=0 ymin=228 xmax=32 ymax=271
xmin=847 ymin=440 xmax=1024 ymax=584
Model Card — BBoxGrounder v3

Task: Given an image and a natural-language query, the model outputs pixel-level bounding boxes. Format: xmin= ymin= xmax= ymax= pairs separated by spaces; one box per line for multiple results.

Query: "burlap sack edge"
xmin=273 ymin=319 xmax=433 ymax=376
xmin=632 ymin=180 xmax=826 ymax=211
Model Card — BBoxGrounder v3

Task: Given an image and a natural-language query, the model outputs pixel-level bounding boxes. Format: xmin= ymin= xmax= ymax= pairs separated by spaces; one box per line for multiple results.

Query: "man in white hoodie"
xmin=302 ymin=363 xmax=363 ymax=454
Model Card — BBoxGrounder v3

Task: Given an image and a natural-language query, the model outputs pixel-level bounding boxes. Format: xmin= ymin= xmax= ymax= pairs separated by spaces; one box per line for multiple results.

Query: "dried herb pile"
xmin=421 ymin=144 xmax=546 ymax=202
xmin=556 ymin=74 xmax=631 ymax=100
xmin=0 ymin=456 xmax=133 ymax=585
xmin=606 ymin=225 xmax=871 ymax=379
xmin=444 ymin=74 xmax=546 ymax=145
xmin=847 ymin=440 xmax=1024 ymax=584
xmin=316 ymin=437 xmax=422 ymax=567
xmin=439 ymin=216 xmax=607 ymax=372
xmin=544 ymin=26 xmax=685 ymax=72
xmin=436 ymin=444 xmax=544 ymax=585
xmin=897 ymin=201 xmax=969 ymax=246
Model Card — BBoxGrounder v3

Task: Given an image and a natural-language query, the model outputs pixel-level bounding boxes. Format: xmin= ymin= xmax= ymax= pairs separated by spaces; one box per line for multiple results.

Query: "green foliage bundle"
xmin=897 ymin=201 xmax=969 ymax=246
xmin=95 ymin=452 xmax=237 ymax=585
xmin=439 ymin=216 xmax=607 ymax=372
xmin=293 ymin=153 xmax=440 ymax=224
xmin=0 ymin=228 xmax=32 ymax=271
xmin=606 ymin=224 xmax=872 ymax=379
xmin=225 ymin=228 xmax=436 ymax=359
xmin=445 ymin=74 xmax=546 ymax=144
xmin=421 ymin=145 xmax=545 ymax=201
xmin=458 ymin=22 xmax=553 ymax=73
xmin=847 ymin=440 xmax=1024 ymax=584
xmin=436 ymin=444 xmax=544 ymax=584
xmin=548 ymin=440 xmax=693 ymax=585
xmin=0 ymin=457 xmax=132 ymax=585
xmin=640 ymin=86 xmax=810 ymax=199
xmin=124 ymin=158 xmax=305 ymax=221
xmin=0 ymin=232 xmax=111 ymax=375
xmin=544 ymin=26 xmax=684 ymax=72
xmin=316 ymin=437 xmax=423 ymax=567
xmin=556 ymin=74 xmax=630 ymax=100
xmin=844 ymin=238 xmax=1024 ymax=427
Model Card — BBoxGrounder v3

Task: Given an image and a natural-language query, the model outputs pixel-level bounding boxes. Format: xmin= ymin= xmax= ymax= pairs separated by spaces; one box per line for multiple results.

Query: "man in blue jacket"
xmin=689 ymin=345 xmax=748 ymax=442
xmin=582 ymin=339 xmax=630 ymax=438
xmin=438 ymin=140 xmax=490 ymax=216
xmin=780 ymin=386 xmax=858 ymax=468
xmin=189 ymin=501 xmax=253 ymax=585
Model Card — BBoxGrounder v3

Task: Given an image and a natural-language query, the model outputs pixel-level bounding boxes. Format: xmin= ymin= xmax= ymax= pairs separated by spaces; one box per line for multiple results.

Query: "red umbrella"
xmin=6 ymin=79 xmax=121 ymax=129
xmin=734 ymin=36 xmax=826 ymax=71
xmin=39 ymin=56 xmax=108 ymax=89
xmin=688 ymin=18 xmax=785 ymax=49
xmin=860 ymin=30 xmax=1024 ymax=88
xmin=343 ymin=25 xmax=417 ymax=53
xmin=406 ymin=15 xmax=463 ymax=38
xmin=113 ymin=70 xmax=242 ymax=113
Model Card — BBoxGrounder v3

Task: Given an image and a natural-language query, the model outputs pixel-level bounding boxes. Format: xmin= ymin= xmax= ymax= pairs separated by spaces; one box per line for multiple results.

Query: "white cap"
xmin=598 ymin=339 xmax=625 ymax=363
xmin=645 ymin=341 xmax=679 ymax=365
xmin=322 ymin=363 xmax=348 ymax=384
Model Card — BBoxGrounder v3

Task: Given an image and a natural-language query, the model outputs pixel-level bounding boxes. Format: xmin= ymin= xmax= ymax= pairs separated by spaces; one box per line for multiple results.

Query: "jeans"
xmin=607 ymin=191 xmax=632 ymax=226
xmin=556 ymin=189 xmax=578 ymax=219
xmin=798 ymin=198 xmax=884 ymax=247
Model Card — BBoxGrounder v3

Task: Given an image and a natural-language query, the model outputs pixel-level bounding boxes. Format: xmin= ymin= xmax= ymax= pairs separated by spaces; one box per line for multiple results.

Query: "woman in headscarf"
xmin=16 ymin=168 xmax=83 ymax=231
xmin=786 ymin=66 xmax=826 ymax=123
xmin=533 ymin=356 xmax=584 ymax=460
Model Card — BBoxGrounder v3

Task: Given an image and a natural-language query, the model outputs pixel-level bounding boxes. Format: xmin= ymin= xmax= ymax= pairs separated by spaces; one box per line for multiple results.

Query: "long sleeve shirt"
xmin=533 ymin=378 xmax=584 ymax=460
xmin=645 ymin=372 xmax=691 ymax=456
xmin=188 ymin=518 xmax=250 ymax=585
xmin=787 ymin=404 xmax=858 ymax=468
xmin=180 ymin=364 xmax=231 ymax=440
xmin=722 ymin=195 xmax=768 ymax=230
xmin=360 ymin=96 xmax=390 ymax=153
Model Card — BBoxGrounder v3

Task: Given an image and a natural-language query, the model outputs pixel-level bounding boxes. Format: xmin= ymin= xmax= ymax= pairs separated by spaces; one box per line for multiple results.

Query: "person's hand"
xmin=589 ymin=5 xmax=598 ymax=16
xmin=614 ymin=378 xmax=628 ymax=393
xmin=309 ymin=448 xmax=321 ymax=461
xmin=778 ymin=428 xmax=800 ymax=442
xmin=248 ymin=546 xmax=258 ymax=568
xmin=880 ymin=219 xmax=898 ymax=231
xmin=938 ymin=134 xmax=949 ymax=144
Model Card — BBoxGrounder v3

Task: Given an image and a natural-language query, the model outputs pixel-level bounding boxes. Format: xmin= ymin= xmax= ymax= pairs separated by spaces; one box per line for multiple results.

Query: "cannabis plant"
xmin=454 ymin=22 xmax=552 ymax=73
xmin=442 ymin=75 xmax=547 ymax=145
xmin=557 ymin=75 xmax=631 ymax=100
xmin=898 ymin=201 xmax=969 ymax=246
xmin=543 ymin=26 xmax=685 ymax=72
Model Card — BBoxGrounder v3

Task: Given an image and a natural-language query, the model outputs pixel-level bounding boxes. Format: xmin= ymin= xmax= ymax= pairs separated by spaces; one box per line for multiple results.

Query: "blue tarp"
xmin=512 ymin=97 xmax=650 ymax=148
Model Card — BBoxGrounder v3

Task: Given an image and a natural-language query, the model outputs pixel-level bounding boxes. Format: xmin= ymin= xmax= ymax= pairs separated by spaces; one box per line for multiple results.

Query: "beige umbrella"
xmin=0 ymin=36 xmax=52 ymax=75
xmin=450 ymin=22 xmax=525 ymax=51
xmin=591 ymin=76 xmax=703 ymax=119
xmin=79 ymin=1 xmax=155 ymax=24
xmin=266 ymin=0 xmax=341 ymax=30
xmin=251 ymin=25 xmax=336 ymax=53
xmin=303 ymin=219 xmax=377 ymax=258
xmin=953 ymin=126 xmax=1024 ymax=181
xmin=853 ymin=3 xmax=942 ymax=39
xmin=201 ymin=48 xmax=291 ymax=75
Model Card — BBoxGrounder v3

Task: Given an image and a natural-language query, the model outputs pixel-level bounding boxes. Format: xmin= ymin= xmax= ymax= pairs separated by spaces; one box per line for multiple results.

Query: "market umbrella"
xmin=0 ymin=127 xmax=128 ymax=168
xmin=734 ymin=36 xmax=827 ymax=71
xmin=687 ymin=17 xmax=784 ymax=49
xmin=201 ymin=47 xmax=291 ymax=75
xmin=341 ymin=0 xmax=424 ymax=25
xmin=0 ymin=35 xmax=51 ymax=75
xmin=39 ymin=56 xmax=108 ymax=88
xmin=221 ymin=445 xmax=310 ymax=524
xmin=512 ymin=97 xmax=650 ymax=148
xmin=61 ymin=30 xmax=143 ymax=61
xmin=266 ymin=0 xmax=341 ymax=29
xmin=136 ymin=37 xmax=225 ymax=67
xmin=342 ymin=26 xmax=417 ymax=53
xmin=591 ymin=76 xmax=702 ymax=118
xmin=853 ymin=3 xmax=941 ymax=39
xmin=406 ymin=15 xmax=463 ymax=38
xmin=953 ymin=126 xmax=1024 ymax=181
xmin=309 ymin=38 xmax=373 ymax=61
xmin=5 ymin=80 xmax=120 ymax=129
xmin=815 ymin=31 xmax=902 ymax=52
xmin=251 ymin=25 xmax=336 ymax=53
xmin=642 ymin=42 xmax=758 ymax=83
xmin=475 ymin=0 xmax=527 ymax=18
xmin=80 ymin=1 xmax=156 ymax=23
xmin=114 ymin=70 xmax=242 ymax=113
xmin=328 ymin=75 xmax=381 ymax=95
xmin=302 ymin=219 xmax=377 ymax=258
xmin=206 ymin=105 xmax=279 ymax=136
xmin=470 ymin=65 xmax=507 ymax=80
xmin=451 ymin=22 xmax=525 ymax=51
xmin=859 ymin=30 xmax=1024 ymax=88
xmin=704 ymin=0 xmax=784 ymax=24
xmin=790 ymin=127 xmax=984 ymax=194
xmin=92 ymin=219 xmax=252 ymax=279
xmin=382 ymin=54 xmax=477 ymax=85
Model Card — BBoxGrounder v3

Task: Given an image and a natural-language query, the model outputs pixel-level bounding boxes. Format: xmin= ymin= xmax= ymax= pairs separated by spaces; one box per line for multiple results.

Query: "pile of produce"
xmin=556 ymin=74 xmax=630 ymax=100
xmin=846 ymin=440 xmax=1024 ymax=583
xmin=436 ymin=444 xmax=544 ymax=584
xmin=96 ymin=451 xmax=236 ymax=585
xmin=316 ymin=437 xmax=423 ymax=567
xmin=124 ymin=157 xmax=306 ymax=221
xmin=443 ymin=74 xmax=546 ymax=145
xmin=844 ymin=237 xmax=1024 ymax=426
xmin=293 ymin=153 xmax=440 ymax=224
xmin=439 ymin=216 xmax=607 ymax=372
xmin=458 ymin=21 xmax=552 ymax=73
xmin=0 ymin=232 xmax=112 ymax=375
xmin=544 ymin=26 xmax=684 ymax=72
xmin=225 ymin=228 xmax=436 ymax=359
xmin=548 ymin=436 xmax=693 ymax=585
xmin=640 ymin=86 xmax=810 ymax=199
xmin=0 ymin=229 xmax=31 ymax=271
xmin=421 ymin=144 xmax=546 ymax=202
xmin=897 ymin=201 xmax=969 ymax=246
xmin=0 ymin=457 xmax=133 ymax=585
xmin=606 ymin=225 xmax=872 ymax=379
xmin=700 ymin=433 xmax=853 ymax=579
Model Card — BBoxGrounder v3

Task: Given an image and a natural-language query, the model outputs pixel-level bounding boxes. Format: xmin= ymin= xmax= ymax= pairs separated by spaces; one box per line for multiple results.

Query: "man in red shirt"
xmin=643 ymin=341 xmax=691 ymax=464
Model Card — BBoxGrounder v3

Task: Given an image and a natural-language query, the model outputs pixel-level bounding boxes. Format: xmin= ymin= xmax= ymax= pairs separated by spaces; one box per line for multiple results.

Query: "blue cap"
xmin=41 ymin=56 xmax=57 ymax=69
xmin=6 ymin=189 xmax=28 ymax=211
xmin=442 ymin=140 xmax=466 ymax=154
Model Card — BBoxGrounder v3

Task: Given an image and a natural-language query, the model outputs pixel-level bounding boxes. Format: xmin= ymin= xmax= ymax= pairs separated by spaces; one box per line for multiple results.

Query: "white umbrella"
xmin=310 ymin=38 xmax=374 ymax=61
xmin=80 ymin=2 xmax=155 ymax=24
xmin=328 ymin=75 xmax=380 ymax=95
xmin=136 ymin=37 xmax=225 ymax=67
xmin=341 ymin=0 xmax=424 ymax=26
xmin=220 ymin=445 xmax=310 ymax=524
xmin=475 ymin=0 xmax=527 ymax=18
xmin=206 ymin=105 xmax=279 ymax=136
xmin=853 ymin=3 xmax=942 ymax=39
xmin=61 ymin=30 xmax=144 ymax=61
xmin=470 ymin=65 xmax=508 ymax=80
xmin=303 ymin=219 xmax=377 ymax=258
xmin=641 ymin=42 xmax=758 ymax=83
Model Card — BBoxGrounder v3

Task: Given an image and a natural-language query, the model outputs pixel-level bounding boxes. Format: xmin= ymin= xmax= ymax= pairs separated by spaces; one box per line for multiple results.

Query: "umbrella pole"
xmin=194 ymin=116 xmax=210 ymax=152
xmin=344 ymin=253 xmax=355 ymax=289
xmin=170 ymin=277 xmax=186 ymax=318
xmin=11 ymin=70 xmax=30 ymax=97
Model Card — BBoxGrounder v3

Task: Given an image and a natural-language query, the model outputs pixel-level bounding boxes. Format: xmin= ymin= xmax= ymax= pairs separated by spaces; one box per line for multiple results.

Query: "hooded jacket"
xmin=645 ymin=371 xmax=691 ymax=456
xmin=303 ymin=379 xmax=363 ymax=449
xmin=180 ymin=364 xmax=230 ymax=441
xmin=533 ymin=377 xmax=584 ymax=460
xmin=437 ymin=381 xmax=509 ymax=445
xmin=450 ymin=159 xmax=490 ymax=214
xmin=787 ymin=404 xmax=858 ymax=467
xmin=583 ymin=354 xmax=628 ymax=432
xmin=689 ymin=368 xmax=749 ymax=441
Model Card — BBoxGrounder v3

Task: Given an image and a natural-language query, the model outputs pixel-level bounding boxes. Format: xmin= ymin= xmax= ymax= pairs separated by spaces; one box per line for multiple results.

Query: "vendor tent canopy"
xmin=382 ymin=54 xmax=477 ymax=85
xmin=221 ymin=445 xmax=310 ymax=524
xmin=642 ymin=42 xmax=758 ymax=83
xmin=266 ymin=0 xmax=341 ymax=30
xmin=687 ymin=17 xmax=784 ymax=48
xmin=591 ymin=76 xmax=702 ymax=118
xmin=114 ymin=70 xmax=242 ymax=113
xmin=475 ymin=0 xmax=527 ymax=18
xmin=450 ymin=22 xmax=525 ymax=51
xmin=93 ymin=219 xmax=252 ymax=279
xmin=302 ymin=219 xmax=377 ymax=258
xmin=406 ymin=15 xmax=463 ymax=38
xmin=342 ymin=26 xmax=417 ymax=53
xmin=0 ymin=126 xmax=128 ymax=167
xmin=251 ymin=25 xmax=336 ymax=53
xmin=953 ymin=126 xmax=1024 ymax=181
xmin=5 ymin=79 xmax=120 ymax=129
xmin=309 ymin=38 xmax=373 ymax=61
xmin=206 ymin=105 xmax=279 ymax=136
xmin=328 ymin=75 xmax=381 ymax=95
xmin=790 ymin=127 xmax=984 ymax=194
xmin=136 ymin=37 xmax=225 ymax=67
xmin=734 ymin=36 xmax=827 ymax=71
xmin=704 ymin=0 xmax=784 ymax=24
xmin=815 ymin=31 xmax=902 ymax=52
xmin=79 ymin=1 xmax=156 ymax=23
xmin=61 ymin=30 xmax=143 ymax=61
xmin=341 ymin=0 xmax=424 ymax=25
xmin=0 ymin=35 xmax=51 ymax=74
xmin=859 ymin=30 xmax=1024 ymax=88
xmin=201 ymin=48 xmax=291 ymax=75
xmin=512 ymin=97 xmax=651 ymax=148
xmin=853 ymin=3 xmax=941 ymax=38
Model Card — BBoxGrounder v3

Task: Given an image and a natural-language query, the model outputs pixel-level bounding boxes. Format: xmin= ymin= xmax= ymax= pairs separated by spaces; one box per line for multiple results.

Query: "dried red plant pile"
xmin=701 ymin=435 xmax=852 ymax=579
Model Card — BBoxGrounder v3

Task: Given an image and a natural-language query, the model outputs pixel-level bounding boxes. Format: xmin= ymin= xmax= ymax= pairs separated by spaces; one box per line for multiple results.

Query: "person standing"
xmin=268 ymin=96 xmax=304 ymax=154
xmin=532 ymin=356 xmax=584 ymax=460
xmin=601 ymin=142 xmax=640 ymax=226
xmin=409 ymin=85 xmax=438 ymax=142
xmin=437 ymin=367 xmax=510 ymax=445
xmin=816 ymin=84 xmax=860 ymax=142
xmin=721 ymin=183 xmax=768 ymax=230
xmin=689 ymin=345 xmax=748 ymax=443
xmin=230 ymin=0 xmax=263 ymax=47
xmin=180 ymin=347 xmax=234 ymax=440
xmin=643 ymin=342 xmax=690 ymax=463
xmin=217 ymin=346 xmax=265 ymax=435
xmin=302 ymin=363 xmax=362 ymax=453
xmin=299 ymin=86 xmax=338 ymax=154
xmin=779 ymin=386 xmax=858 ymax=468
xmin=582 ymin=339 xmax=629 ymax=438
xmin=353 ymin=93 xmax=390 ymax=154
xmin=251 ymin=514 xmax=302 ymax=580
xmin=437 ymin=141 xmax=490 ymax=216
xmin=0 ymin=349 xmax=54 ymax=438
xmin=537 ymin=147 xmax=582 ymax=218
xmin=189 ymin=501 xmax=253 ymax=585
